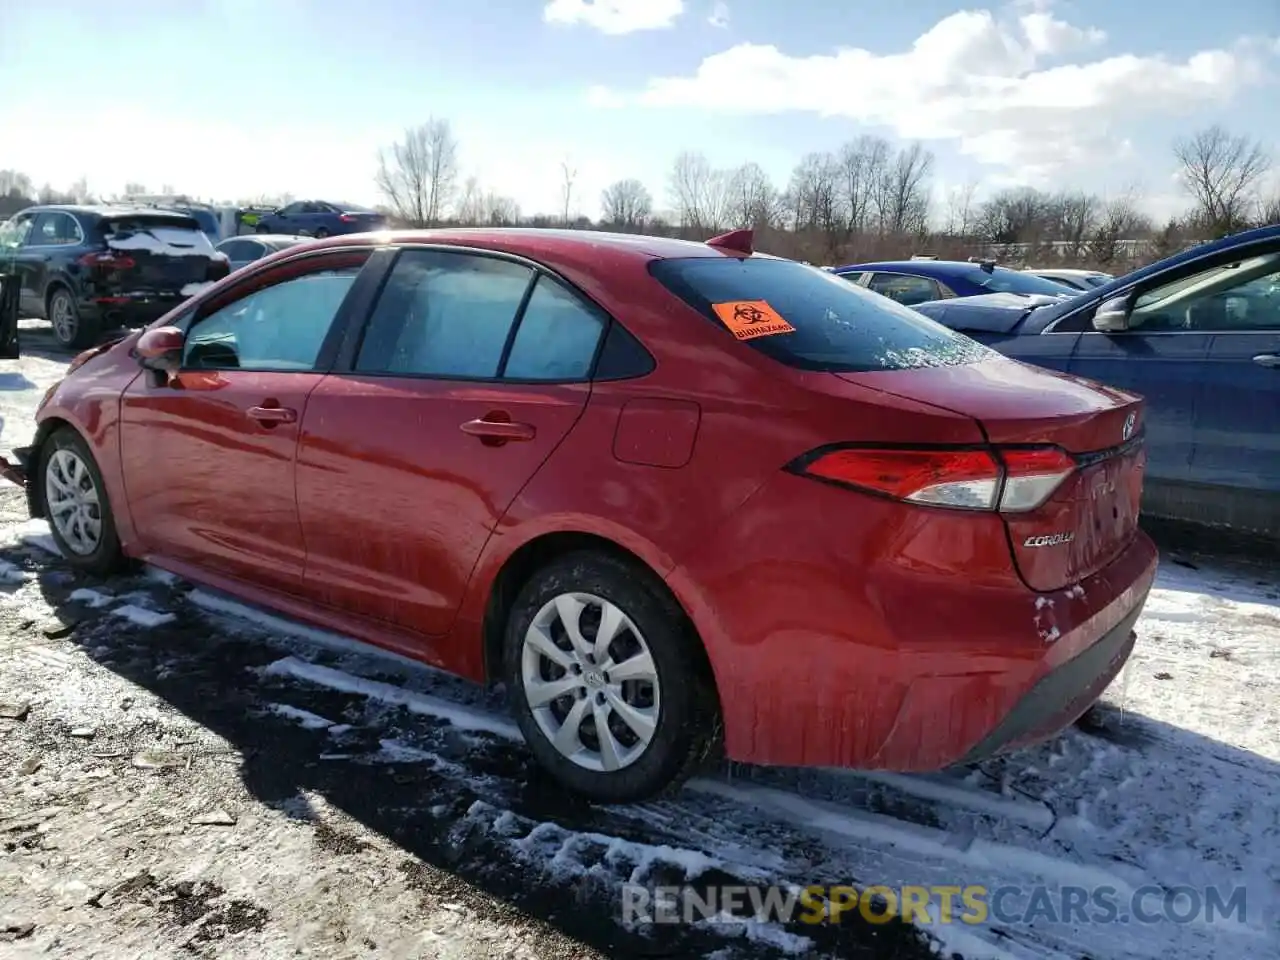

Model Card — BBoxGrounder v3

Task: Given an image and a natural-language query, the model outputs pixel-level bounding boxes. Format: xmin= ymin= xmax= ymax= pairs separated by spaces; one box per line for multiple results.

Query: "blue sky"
xmin=1 ymin=0 xmax=1276 ymax=220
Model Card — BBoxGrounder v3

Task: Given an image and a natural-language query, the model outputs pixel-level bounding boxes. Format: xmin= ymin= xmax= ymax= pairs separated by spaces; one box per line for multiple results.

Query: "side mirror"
xmin=1092 ymin=293 xmax=1133 ymax=332
xmin=136 ymin=325 xmax=185 ymax=372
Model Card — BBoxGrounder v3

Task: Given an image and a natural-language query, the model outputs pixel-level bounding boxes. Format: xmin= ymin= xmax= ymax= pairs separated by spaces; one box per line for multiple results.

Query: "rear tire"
xmin=313 ymin=227 xmax=330 ymax=239
xmin=47 ymin=287 xmax=98 ymax=351
xmin=39 ymin=428 xmax=127 ymax=576
xmin=503 ymin=550 xmax=717 ymax=803
xmin=255 ymin=224 xmax=270 ymax=234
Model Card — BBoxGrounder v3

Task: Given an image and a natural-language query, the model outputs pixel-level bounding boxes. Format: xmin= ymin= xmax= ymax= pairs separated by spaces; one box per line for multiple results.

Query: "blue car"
xmin=833 ymin=257 xmax=1076 ymax=306
xmin=910 ymin=225 xmax=1280 ymax=539
xmin=254 ymin=200 xmax=386 ymax=238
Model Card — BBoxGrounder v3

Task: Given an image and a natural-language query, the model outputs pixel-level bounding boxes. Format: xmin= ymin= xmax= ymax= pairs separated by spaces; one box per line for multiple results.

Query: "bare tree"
xmin=877 ymin=142 xmax=934 ymax=236
xmin=788 ymin=152 xmax=840 ymax=236
xmin=724 ymin=162 xmax=777 ymax=229
xmin=0 ymin=170 xmax=34 ymax=198
xmin=1174 ymin=125 xmax=1273 ymax=235
xmin=559 ymin=160 xmax=578 ymax=224
xmin=835 ymin=136 xmax=890 ymax=242
xmin=481 ymin=192 xmax=521 ymax=226
xmin=455 ymin=176 xmax=484 ymax=224
xmin=1260 ymin=192 xmax=1280 ymax=226
xmin=977 ymin=187 xmax=1051 ymax=244
xmin=600 ymin=178 xmax=653 ymax=229
xmin=1048 ymin=191 xmax=1099 ymax=256
xmin=375 ymin=118 xmax=460 ymax=227
xmin=123 ymin=181 xmax=148 ymax=197
xmin=943 ymin=180 xmax=979 ymax=237
xmin=667 ymin=152 xmax=728 ymax=232
xmin=1088 ymin=190 xmax=1153 ymax=267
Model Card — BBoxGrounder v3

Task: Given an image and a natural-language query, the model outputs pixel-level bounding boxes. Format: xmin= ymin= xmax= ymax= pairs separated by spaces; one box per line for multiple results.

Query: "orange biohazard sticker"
xmin=711 ymin=300 xmax=796 ymax=341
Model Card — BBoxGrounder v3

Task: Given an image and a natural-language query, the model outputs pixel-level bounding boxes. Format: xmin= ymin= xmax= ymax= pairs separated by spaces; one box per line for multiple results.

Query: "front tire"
xmin=40 ymin=428 xmax=127 ymax=576
xmin=313 ymin=227 xmax=330 ymax=239
xmin=48 ymin=288 xmax=98 ymax=350
xmin=503 ymin=550 xmax=717 ymax=803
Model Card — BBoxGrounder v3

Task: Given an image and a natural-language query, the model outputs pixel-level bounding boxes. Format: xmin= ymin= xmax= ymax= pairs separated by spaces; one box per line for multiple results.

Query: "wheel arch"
xmin=480 ymin=530 xmax=722 ymax=718
xmin=25 ymin=416 xmax=77 ymax=517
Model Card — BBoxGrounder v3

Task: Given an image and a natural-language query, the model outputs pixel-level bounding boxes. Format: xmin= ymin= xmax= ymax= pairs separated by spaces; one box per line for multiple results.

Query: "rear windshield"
xmin=971 ymin=267 xmax=1076 ymax=296
xmin=649 ymin=256 xmax=991 ymax=373
xmin=100 ymin=215 xmax=215 ymax=257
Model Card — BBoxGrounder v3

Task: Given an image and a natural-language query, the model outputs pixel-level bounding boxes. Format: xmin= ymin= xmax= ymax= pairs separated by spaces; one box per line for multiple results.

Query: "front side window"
xmin=866 ymin=272 xmax=941 ymax=306
xmin=1131 ymin=251 xmax=1280 ymax=332
xmin=649 ymin=256 xmax=991 ymax=373
xmin=184 ymin=263 xmax=365 ymax=370
xmin=355 ymin=249 xmax=534 ymax=378
xmin=0 ymin=213 xmax=34 ymax=249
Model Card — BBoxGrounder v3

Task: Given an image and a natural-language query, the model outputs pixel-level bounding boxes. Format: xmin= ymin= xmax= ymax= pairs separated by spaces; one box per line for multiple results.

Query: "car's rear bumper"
xmin=667 ymin=471 xmax=1160 ymax=772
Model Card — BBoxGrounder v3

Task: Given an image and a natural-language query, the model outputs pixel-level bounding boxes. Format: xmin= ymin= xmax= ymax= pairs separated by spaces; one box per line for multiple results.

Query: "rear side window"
xmin=648 ymin=257 xmax=990 ymax=372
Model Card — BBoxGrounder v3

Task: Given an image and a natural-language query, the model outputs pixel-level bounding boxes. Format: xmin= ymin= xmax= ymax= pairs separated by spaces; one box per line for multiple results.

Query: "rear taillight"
xmin=339 ymin=214 xmax=355 ymax=223
xmin=791 ymin=445 xmax=1076 ymax=513
xmin=77 ymin=251 xmax=136 ymax=270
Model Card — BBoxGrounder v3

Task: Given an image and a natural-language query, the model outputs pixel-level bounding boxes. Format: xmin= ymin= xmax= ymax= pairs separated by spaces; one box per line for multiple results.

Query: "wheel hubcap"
xmin=51 ymin=295 xmax=77 ymax=342
xmin=45 ymin=449 xmax=102 ymax=555
xmin=520 ymin=592 xmax=660 ymax=773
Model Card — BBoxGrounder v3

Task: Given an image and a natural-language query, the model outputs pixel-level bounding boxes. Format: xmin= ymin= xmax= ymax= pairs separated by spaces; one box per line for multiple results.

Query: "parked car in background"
xmin=1025 ymin=267 xmax=1114 ymax=291
xmin=912 ymin=224 xmax=1280 ymax=539
xmin=832 ymin=258 xmax=1075 ymax=306
xmin=120 ymin=196 xmax=225 ymax=243
xmin=215 ymin=234 xmax=309 ymax=272
xmin=252 ymin=201 xmax=386 ymax=238
xmin=0 ymin=227 xmax=1155 ymax=802
xmin=0 ymin=205 xmax=230 ymax=349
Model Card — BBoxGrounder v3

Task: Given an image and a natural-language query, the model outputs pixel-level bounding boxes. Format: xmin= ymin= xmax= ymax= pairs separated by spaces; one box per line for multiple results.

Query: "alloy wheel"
xmin=50 ymin=293 xmax=77 ymax=344
xmin=45 ymin=448 xmax=102 ymax=555
xmin=520 ymin=592 xmax=660 ymax=773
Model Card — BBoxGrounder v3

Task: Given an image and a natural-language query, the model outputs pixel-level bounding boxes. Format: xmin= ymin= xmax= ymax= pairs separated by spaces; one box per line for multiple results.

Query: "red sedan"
xmin=0 ymin=228 xmax=1157 ymax=803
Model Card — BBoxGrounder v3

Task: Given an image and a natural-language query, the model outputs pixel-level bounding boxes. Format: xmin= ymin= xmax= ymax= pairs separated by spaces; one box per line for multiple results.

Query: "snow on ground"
xmin=0 ymin=340 xmax=1277 ymax=959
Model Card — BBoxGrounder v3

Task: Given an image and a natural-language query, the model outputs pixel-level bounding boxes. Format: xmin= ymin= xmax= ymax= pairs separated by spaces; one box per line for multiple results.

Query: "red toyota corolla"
xmin=0 ymin=228 xmax=1157 ymax=803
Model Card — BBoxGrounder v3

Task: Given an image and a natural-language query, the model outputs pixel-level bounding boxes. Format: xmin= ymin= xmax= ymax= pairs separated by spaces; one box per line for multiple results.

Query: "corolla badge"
xmin=1122 ymin=411 xmax=1136 ymax=441
xmin=1024 ymin=533 xmax=1075 ymax=548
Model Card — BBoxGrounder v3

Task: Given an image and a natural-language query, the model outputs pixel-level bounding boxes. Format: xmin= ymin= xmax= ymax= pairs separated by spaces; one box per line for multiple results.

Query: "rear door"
xmin=119 ymin=248 xmax=373 ymax=594
xmin=296 ymin=246 xmax=604 ymax=640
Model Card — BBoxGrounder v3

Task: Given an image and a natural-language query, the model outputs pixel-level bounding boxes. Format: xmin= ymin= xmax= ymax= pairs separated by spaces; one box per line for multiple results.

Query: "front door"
xmin=296 ymin=247 xmax=607 ymax=642
xmin=119 ymin=250 xmax=372 ymax=594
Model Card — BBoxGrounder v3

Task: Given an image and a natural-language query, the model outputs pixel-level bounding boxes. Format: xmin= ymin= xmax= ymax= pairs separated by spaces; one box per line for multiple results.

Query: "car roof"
xmin=220 ymin=234 xmax=307 ymax=245
xmin=18 ymin=204 xmax=201 ymax=219
xmin=297 ymin=228 xmax=752 ymax=264
xmin=1029 ymin=268 xmax=1106 ymax=277
xmin=832 ymin=259 xmax=991 ymax=276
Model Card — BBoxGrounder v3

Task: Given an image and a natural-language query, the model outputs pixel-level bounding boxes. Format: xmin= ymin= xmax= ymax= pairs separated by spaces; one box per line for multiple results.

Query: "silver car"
xmin=214 ymin=234 xmax=309 ymax=273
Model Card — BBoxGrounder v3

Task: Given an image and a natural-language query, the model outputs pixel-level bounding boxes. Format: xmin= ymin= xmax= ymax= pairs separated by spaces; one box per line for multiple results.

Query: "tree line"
xmin=4 ymin=122 xmax=1276 ymax=272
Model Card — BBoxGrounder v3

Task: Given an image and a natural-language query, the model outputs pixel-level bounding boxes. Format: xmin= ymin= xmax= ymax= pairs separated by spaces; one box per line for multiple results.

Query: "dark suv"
xmin=0 ymin=205 xmax=230 ymax=349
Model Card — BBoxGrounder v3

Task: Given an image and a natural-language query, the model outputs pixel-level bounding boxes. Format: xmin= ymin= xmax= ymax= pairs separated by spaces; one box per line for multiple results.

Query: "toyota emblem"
xmin=1122 ymin=411 xmax=1136 ymax=441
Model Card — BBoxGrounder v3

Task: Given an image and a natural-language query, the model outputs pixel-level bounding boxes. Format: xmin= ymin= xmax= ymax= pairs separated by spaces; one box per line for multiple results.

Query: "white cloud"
xmin=588 ymin=6 xmax=1278 ymax=185
xmin=708 ymin=1 xmax=729 ymax=29
xmin=543 ymin=0 xmax=684 ymax=34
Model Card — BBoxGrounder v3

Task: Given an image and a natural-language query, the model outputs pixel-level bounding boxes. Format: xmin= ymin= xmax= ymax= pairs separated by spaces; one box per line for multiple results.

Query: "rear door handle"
xmin=1252 ymin=354 xmax=1280 ymax=368
xmin=247 ymin=404 xmax=297 ymax=424
xmin=460 ymin=415 xmax=535 ymax=443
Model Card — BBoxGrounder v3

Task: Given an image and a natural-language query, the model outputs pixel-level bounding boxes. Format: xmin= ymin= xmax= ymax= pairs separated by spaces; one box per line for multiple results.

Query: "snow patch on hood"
xmin=181 ymin=282 xmax=213 ymax=296
xmin=106 ymin=227 xmax=216 ymax=258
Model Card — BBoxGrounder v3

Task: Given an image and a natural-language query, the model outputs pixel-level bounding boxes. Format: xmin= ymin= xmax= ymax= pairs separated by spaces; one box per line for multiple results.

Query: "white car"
xmin=1023 ymin=267 xmax=1113 ymax=291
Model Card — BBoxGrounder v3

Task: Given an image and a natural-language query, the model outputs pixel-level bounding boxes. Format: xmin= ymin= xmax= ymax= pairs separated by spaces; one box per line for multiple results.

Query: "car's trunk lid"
xmin=95 ymin=213 xmax=221 ymax=293
xmin=838 ymin=356 xmax=1146 ymax=593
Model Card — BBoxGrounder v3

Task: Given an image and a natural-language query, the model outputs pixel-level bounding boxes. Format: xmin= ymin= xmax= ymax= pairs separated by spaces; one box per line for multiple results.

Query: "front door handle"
xmin=1252 ymin=354 xmax=1280 ymax=368
xmin=247 ymin=404 xmax=297 ymax=424
xmin=460 ymin=412 xmax=535 ymax=444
